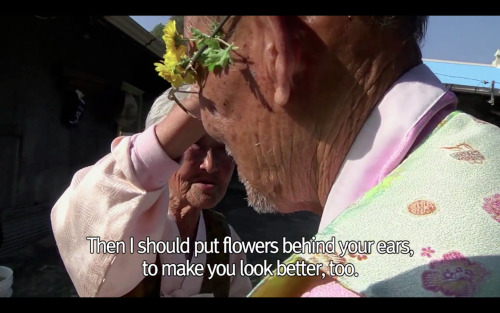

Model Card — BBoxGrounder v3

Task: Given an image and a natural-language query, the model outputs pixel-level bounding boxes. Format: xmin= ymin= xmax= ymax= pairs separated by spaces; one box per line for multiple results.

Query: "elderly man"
xmin=166 ymin=16 xmax=499 ymax=297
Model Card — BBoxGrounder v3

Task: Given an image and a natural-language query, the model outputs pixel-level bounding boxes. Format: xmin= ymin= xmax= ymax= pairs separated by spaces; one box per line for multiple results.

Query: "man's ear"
xmin=262 ymin=16 xmax=294 ymax=107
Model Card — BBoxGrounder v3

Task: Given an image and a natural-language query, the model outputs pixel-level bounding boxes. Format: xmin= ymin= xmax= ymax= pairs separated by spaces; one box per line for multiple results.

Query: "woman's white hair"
xmin=145 ymin=84 xmax=192 ymax=129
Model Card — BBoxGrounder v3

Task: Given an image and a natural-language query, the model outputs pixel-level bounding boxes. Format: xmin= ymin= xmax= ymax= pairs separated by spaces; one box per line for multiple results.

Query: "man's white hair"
xmin=145 ymin=85 xmax=192 ymax=129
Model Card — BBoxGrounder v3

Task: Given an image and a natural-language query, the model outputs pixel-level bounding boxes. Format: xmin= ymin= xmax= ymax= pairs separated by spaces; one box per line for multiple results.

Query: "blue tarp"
xmin=423 ymin=59 xmax=500 ymax=89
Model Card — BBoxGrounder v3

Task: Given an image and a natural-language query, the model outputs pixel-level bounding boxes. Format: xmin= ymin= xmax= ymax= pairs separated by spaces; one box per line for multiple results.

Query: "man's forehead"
xmin=184 ymin=16 xmax=211 ymax=33
xmin=183 ymin=16 xmax=197 ymax=29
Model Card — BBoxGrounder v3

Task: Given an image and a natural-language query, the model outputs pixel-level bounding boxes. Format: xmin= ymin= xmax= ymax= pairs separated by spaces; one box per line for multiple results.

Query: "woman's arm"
xmin=51 ymin=91 xmax=205 ymax=297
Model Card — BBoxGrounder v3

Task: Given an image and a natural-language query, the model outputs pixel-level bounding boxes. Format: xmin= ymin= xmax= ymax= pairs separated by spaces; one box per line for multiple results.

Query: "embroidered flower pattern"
xmin=408 ymin=200 xmax=437 ymax=216
xmin=348 ymin=253 xmax=368 ymax=261
xmin=421 ymin=247 xmax=435 ymax=258
xmin=441 ymin=143 xmax=485 ymax=164
xmin=422 ymin=251 xmax=488 ymax=297
xmin=304 ymin=252 xmax=347 ymax=281
xmin=483 ymin=193 xmax=500 ymax=223
xmin=347 ymin=243 xmax=369 ymax=261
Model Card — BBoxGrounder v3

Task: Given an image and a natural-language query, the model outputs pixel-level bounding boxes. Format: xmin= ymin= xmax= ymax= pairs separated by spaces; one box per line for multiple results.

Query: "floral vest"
xmin=249 ymin=111 xmax=500 ymax=297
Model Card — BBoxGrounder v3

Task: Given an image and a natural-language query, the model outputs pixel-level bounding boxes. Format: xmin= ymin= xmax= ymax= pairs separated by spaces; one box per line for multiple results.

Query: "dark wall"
xmin=0 ymin=16 xmax=169 ymax=255
xmin=455 ymin=92 xmax=500 ymax=127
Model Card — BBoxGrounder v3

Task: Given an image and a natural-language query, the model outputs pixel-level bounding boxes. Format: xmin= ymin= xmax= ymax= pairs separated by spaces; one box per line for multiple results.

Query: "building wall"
xmin=0 ymin=16 xmax=169 ymax=256
xmin=455 ymin=92 xmax=500 ymax=127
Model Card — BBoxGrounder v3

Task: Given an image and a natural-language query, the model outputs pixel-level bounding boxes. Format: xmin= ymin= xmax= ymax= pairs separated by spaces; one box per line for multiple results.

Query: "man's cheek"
xmin=220 ymin=166 xmax=235 ymax=182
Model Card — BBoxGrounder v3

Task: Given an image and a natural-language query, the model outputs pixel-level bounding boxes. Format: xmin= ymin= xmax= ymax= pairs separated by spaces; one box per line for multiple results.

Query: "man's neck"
xmin=313 ymin=57 xmax=422 ymax=209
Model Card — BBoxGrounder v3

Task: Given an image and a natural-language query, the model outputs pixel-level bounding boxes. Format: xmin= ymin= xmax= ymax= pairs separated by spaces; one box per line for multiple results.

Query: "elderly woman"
xmin=51 ymin=86 xmax=252 ymax=297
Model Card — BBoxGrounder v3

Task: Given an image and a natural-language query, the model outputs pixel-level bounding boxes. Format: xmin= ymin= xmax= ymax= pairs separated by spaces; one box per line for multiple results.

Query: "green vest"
xmin=250 ymin=111 xmax=500 ymax=297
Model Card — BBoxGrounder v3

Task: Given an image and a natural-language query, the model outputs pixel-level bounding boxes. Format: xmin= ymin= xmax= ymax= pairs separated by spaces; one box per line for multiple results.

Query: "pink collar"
xmin=318 ymin=64 xmax=458 ymax=231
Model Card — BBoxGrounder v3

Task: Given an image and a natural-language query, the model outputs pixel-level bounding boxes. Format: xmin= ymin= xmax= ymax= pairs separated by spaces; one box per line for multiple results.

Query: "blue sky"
xmin=130 ymin=16 xmax=500 ymax=65
xmin=130 ymin=16 xmax=171 ymax=33
xmin=422 ymin=16 xmax=500 ymax=65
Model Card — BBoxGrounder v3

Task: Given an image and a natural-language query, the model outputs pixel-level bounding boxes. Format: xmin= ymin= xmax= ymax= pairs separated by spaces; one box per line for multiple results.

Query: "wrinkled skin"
xmin=184 ymin=16 xmax=422 ymax=215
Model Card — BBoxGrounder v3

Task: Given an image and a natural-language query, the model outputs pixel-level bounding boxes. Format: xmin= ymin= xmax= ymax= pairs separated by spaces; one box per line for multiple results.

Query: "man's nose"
xmin=200 ymin=149 xmax=219 ymax=173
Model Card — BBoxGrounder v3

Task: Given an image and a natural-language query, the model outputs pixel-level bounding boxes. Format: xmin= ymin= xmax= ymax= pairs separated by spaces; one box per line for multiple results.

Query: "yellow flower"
xmin=154 ymin=50 xmax=196 ymax=87
xmin=162 ymin=20 xmax=186 ymax=57
xmin=155 ymin=20 xmax=196 ymax=87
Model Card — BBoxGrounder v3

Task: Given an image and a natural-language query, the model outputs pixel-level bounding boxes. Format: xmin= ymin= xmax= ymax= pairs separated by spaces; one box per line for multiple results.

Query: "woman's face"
xmin=169 ymin=135 xmax=235 ymax=209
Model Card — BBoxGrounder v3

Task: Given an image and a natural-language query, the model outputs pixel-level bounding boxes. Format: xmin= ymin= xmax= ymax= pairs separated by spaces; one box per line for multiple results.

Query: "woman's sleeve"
xmin=227 ymin=225 xmax=254 ymax=297
xmin=50 ymin=125 xmax=180 ymax=297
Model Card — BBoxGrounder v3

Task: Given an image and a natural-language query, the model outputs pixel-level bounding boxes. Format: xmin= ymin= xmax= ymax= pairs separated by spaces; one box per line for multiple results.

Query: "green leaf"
xmin=187 ymin=27 xmax=238 ymax=73
xmin=203 ymin=45 xmax=234 ymax=72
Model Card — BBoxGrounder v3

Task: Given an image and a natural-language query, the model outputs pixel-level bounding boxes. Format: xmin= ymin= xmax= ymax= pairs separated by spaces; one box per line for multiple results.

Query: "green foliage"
xmin=190 ymin=26 xmax=238 ymax=72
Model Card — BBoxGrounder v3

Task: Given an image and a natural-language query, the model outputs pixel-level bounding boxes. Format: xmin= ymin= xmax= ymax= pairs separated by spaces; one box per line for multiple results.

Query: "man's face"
xmin=169 ymin=135 xmax=235 ymax=209
xmin=185 ymin=16 xmax=282 ymax=213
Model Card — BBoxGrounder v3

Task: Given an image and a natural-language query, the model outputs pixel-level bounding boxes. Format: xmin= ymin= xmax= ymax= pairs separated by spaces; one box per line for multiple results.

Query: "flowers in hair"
xmin=154 ymin=18 xmax=238 ymax=87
